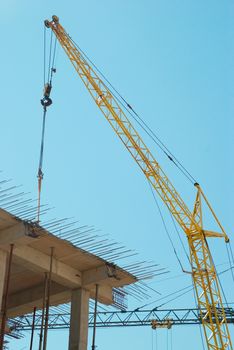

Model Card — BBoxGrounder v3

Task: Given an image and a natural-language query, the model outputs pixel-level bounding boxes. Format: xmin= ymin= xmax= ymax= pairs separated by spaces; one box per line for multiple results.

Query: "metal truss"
xmin=11 ymin=307 xmax=234 ymax=331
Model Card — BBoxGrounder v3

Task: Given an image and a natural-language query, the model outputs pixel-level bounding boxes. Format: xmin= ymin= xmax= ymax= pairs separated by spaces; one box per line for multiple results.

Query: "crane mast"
xmin=45 ymin=15 xmax=233 ymax=349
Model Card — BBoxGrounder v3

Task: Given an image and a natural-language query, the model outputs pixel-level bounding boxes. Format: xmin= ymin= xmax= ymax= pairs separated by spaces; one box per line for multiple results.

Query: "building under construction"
xmin=0 ymin=178 xmax=161 ymax=350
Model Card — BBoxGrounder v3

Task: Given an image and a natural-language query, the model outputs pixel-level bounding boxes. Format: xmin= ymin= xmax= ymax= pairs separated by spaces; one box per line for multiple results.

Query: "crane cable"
xmin=147 ymin=180 xmax=188 ymax=272
xmin=37 ymin=28 xmax=57 ymax=223
xmin=226 ymin=242 xmax=234 ymax=285
xmin=70 ymin=37 xmax=197 ymax=185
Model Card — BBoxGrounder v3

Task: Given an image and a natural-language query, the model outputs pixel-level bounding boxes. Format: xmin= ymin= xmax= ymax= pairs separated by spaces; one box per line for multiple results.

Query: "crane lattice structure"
xmin=12 ymin=307 xmax=234 ymax=331
xmin=44 ymin=15 xmax=233 ymax=350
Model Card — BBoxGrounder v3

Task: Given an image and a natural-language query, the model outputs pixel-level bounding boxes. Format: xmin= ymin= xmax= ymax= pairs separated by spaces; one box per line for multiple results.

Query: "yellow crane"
xmin=44 ymin=15 xmax=233 ymax=349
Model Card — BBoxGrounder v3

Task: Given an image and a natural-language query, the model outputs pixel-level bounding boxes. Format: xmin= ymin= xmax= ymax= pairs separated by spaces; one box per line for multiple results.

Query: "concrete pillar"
xmin=0 ymin=249 xmax=7 ymax=309
xmin=69 ymin=288 xmax=90 ymax=350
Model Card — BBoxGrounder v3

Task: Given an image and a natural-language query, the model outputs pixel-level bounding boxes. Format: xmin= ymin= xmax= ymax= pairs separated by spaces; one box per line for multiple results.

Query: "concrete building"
xmin=0 ymin=208 xmax=137 ymax=349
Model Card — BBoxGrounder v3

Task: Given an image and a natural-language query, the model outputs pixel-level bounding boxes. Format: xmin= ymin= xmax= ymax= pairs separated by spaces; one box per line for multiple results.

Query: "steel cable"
xmin=69 ymin=37 xmax=197 ymax=185
xmin=147 ymin=180 xmax=186 ymax=272
xmin=226 ymin=243 xmax=234 ymax=285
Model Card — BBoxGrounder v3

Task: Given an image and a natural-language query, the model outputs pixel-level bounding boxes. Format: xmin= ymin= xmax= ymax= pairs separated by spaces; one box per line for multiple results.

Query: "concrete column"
xmin=69 ymin=288 xmax=90 ymax=350
xmin=0 ymin=249 xmax=7 ymax=310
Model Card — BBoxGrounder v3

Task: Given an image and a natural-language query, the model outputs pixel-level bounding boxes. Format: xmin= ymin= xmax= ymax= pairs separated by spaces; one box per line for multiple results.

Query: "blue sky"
xmin=1 ymin=1 xmax=234 ymax=349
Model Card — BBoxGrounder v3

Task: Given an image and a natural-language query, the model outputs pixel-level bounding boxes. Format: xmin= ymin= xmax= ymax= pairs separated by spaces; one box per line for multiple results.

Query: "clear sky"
xmin=1 ymin=1 xmax=234 ymax=349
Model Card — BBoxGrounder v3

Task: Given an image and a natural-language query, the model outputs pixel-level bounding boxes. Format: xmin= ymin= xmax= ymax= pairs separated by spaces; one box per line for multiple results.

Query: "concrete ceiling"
xmin=0 ymin=208 xmax=137 ymax=317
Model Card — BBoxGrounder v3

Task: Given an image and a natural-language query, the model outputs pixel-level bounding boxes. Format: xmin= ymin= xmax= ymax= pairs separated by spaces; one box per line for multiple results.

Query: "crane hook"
xmin=41 ymin=83 xmax=53 ymax=108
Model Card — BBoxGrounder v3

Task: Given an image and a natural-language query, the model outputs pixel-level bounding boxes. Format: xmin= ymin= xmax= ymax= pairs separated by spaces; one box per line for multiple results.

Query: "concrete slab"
xmin=0 ymin=208 xmax=137 ymax=317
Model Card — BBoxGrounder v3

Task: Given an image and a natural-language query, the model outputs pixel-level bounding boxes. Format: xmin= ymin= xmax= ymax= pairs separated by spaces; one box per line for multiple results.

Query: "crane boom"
xmin=45 ymin=16 xmax=233 ymax=349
